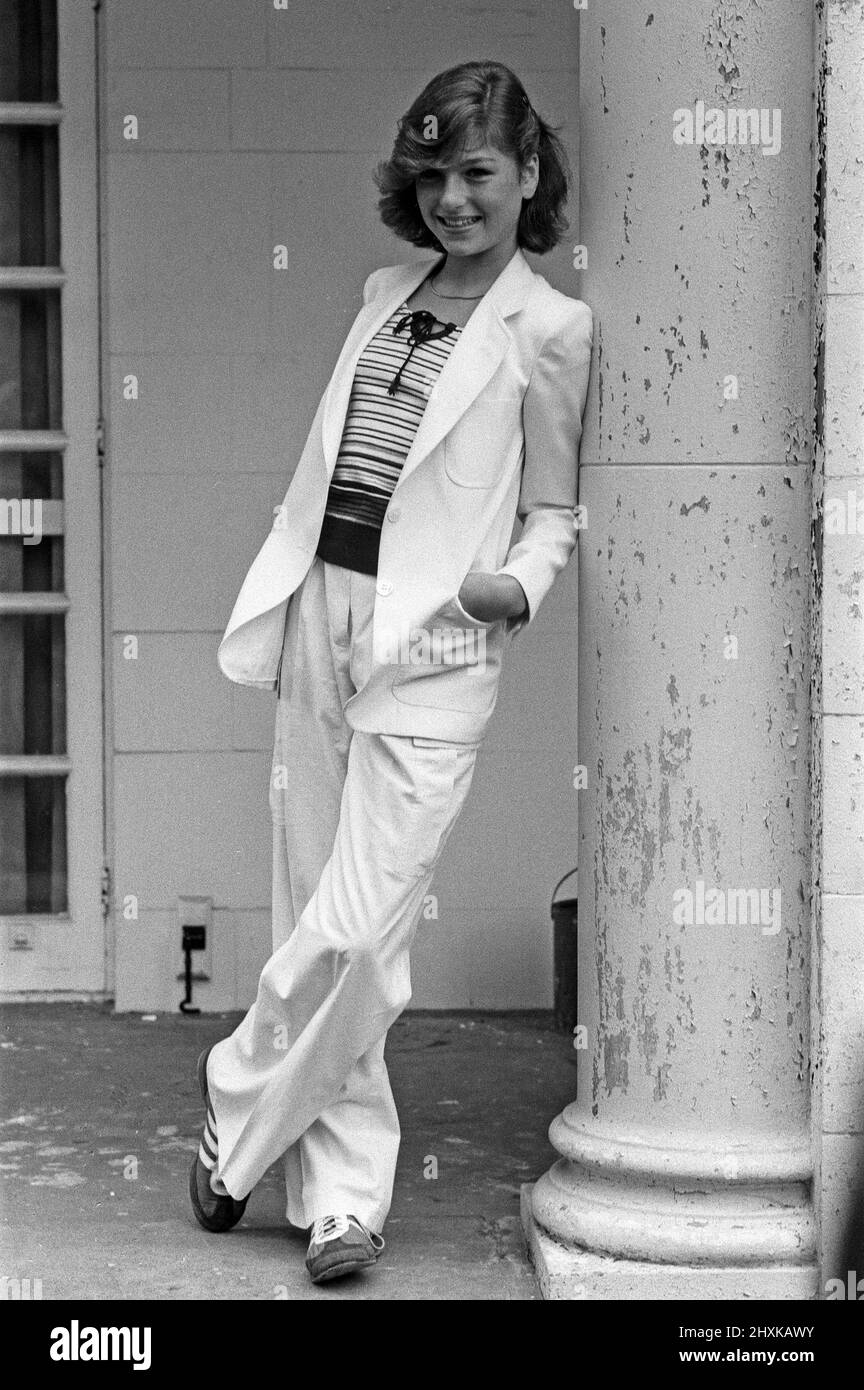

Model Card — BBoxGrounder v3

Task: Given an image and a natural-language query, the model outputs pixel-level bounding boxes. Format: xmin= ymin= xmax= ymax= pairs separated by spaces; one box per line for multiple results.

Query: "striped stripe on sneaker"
xmin=197 ymin=1075 xmax=229 ymax=1196
xmin=189 ymin=1044 xmax=249 ymax=1232
xmin=198 ymin=1105 xmax=218 ymax=1170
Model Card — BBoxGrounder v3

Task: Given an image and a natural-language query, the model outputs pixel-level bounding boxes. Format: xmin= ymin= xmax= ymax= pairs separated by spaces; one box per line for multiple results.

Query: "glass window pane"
xmin=0 ymin=454 xmax=64 ymax=589
xmin=0 ymin=776 xmax=67 ymax=914
xmin=0 ymin=0 xmax=58 ymax=104
xmin=0 ymin=289 xmax=62 ymax=430
xmin=0 ymin=0 xmax=67 ymax=923
xmin=0 ymin=613 xmax=66 ymax=754
xmin=0 ymin=127 xmax=60 ymax=265
xmin=0 ymin=452 xmax=64 ymax=500
xmin=0 ymin=536 xmax=64 ymax=592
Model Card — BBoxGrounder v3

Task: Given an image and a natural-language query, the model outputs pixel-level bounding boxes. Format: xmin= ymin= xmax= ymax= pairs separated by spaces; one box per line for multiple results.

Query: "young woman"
xmin=189 ymin=59 xmax=593 ymax=1285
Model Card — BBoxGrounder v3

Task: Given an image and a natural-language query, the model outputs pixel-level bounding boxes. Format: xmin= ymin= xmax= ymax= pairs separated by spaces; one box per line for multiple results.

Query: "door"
xmin=0 ymin=0 xmax=104 ymax=996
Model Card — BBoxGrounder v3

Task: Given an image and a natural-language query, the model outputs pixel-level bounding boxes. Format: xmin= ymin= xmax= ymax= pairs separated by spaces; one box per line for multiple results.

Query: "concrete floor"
xmin=0 ymin=1005 xmax=577 ymax=1301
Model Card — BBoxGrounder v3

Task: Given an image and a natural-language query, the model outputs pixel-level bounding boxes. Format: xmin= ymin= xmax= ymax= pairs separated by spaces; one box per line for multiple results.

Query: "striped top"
xmin=315 ymin=302 xmax=462 ymax=575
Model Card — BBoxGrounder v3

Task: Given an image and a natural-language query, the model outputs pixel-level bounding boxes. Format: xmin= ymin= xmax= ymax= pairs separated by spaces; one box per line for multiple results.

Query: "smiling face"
xmin=414 ymin=140 xmax=539 ymax=260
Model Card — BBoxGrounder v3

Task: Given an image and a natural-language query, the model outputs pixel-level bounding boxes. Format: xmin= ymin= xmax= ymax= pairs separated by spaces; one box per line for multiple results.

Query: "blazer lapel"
xmin=320 ymin=247 xmax=536 ymax=484
xmin=320 ymin=259 xmax=438 ymax=471
xmin=395 ymin=248 xmax=537 ymax=488
xmin=397 ymin=309 xmax=510 ymax=489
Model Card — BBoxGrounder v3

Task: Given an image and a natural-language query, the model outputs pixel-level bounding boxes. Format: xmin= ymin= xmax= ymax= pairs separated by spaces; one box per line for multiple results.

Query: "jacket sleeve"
xmin=493 ymin=299 xmax=593 ymax=638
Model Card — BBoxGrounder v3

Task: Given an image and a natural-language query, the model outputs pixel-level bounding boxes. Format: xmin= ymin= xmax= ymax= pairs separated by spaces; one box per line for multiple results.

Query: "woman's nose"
xmin=437 ymin=175 xmax=469 ymax=208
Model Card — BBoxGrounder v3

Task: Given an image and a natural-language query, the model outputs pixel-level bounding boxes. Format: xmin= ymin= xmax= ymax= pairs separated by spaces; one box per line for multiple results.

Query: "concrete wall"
xmin=102 ymin=1 xmax=585 ymax=1011
xmin=813 ymin=0 xmax=864 ymax=1292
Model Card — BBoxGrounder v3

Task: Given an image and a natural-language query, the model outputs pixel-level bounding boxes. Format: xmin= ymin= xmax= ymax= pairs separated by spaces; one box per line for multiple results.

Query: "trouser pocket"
xmin=370 ymin=735 xmax=477 ymax=880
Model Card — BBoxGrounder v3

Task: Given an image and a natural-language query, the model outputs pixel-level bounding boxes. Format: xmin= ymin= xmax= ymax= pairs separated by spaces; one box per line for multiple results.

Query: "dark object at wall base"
xmin=551 ymin=868 xmax=578 ymax=1035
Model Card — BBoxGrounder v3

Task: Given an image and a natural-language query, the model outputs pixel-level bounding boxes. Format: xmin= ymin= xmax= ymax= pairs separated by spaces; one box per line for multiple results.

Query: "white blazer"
xmin=218 ymin=246 xmax=593 ymax=743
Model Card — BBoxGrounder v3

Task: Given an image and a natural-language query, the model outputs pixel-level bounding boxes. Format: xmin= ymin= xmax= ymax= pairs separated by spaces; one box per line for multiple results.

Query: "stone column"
xmin=812 ymin=0 xmax=864 ymax=1290
xmin=523 ymin=0 xmax=818 ymax=1298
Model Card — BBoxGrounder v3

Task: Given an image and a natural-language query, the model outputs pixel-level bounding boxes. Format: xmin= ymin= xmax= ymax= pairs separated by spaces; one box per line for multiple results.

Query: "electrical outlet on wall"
xmin=176 ymin=896 xmax=213 ymax=982
xmin=6 ymin=919 xmax=37 ymax=951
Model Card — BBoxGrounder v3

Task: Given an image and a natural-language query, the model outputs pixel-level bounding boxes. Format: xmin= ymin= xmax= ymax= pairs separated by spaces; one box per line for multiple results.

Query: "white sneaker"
xmin=305 ymin=1213 xmax=385 ymax=1284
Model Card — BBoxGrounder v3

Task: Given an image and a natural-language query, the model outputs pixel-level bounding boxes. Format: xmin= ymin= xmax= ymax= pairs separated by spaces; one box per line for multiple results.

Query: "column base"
xmin=521 ymin=1186 xmax=819 ymax=1301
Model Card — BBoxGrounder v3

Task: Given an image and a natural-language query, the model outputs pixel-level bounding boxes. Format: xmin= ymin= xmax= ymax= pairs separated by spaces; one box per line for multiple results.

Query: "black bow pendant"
xmin=388 ymin=309 xmax=457 ymax=396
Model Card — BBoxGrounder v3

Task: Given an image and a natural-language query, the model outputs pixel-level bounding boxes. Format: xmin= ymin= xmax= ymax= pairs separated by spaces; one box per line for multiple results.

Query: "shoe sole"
xmin=308 ymin=1252 xmax=380 ymax=1285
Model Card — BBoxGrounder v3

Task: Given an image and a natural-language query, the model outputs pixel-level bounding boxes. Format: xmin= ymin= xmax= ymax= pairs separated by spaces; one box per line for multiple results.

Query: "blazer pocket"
xmin=389 ymin=598 xmax=503 ymax=714
xmin=391 ymin=663 xmax=499 ymax=715
xmin=443 ymin=399 xmax=519 ymax=488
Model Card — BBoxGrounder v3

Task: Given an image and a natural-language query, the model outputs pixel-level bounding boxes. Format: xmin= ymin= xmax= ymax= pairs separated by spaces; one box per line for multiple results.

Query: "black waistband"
xmin=315 ymin=513 xmax=380 ymax=576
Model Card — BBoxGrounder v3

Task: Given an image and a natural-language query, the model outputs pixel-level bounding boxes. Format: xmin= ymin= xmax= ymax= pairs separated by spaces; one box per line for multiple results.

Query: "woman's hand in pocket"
xmin=457 ymin=572 xmax=528 ymax=624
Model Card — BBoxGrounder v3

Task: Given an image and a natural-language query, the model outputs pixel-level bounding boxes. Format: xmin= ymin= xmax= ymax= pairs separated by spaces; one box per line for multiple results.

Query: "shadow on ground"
xmin=0 ymin=1006 xmax=577 ymax=1301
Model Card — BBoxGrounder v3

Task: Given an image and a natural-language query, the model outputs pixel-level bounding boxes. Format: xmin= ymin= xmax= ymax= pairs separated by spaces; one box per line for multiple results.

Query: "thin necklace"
xmin=429 ymin=274 xmax=487 ymax=301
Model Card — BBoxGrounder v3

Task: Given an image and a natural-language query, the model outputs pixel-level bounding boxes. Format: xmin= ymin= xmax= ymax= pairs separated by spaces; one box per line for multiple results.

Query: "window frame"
xmin=0 ymin=3 xmax=105 ymax=997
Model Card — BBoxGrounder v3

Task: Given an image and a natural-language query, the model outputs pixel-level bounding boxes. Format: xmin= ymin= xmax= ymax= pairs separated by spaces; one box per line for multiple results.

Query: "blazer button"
xmin=376 ymin=579 xmax=393 ymax=596
xmin=387 ymin=506 xmax=401 ymax=523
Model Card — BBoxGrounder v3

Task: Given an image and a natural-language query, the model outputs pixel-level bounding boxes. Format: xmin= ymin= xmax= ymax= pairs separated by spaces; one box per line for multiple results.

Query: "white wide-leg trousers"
xmin=207 ymin=557 xmax=479 ymax=1232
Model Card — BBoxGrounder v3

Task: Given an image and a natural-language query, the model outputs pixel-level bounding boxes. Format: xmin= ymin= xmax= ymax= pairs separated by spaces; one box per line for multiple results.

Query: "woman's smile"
xmin=436 ymin=214 xmax=482 ymax=232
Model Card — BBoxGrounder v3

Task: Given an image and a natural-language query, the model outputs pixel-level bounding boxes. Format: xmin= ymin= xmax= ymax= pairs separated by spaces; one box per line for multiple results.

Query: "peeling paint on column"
xmin=603 ymin=1030 xmax=631 ymax=1092
xmin=680 ymin=496 xmax=710 ymax=517
xmin=577 ymin=1 xmax=814 ymax=468
xmin=582 ymin=468 xmax=809 ymax=1125
xmin=622 ymin=169 xmax=636 ymax=247
xmin=660 ymin=318 xmax=688 ymax=404
xmin=808 ymin=0 xmax=825 ymax=1082
xmin=704 ymin=3 xmax=750 ymax=96
xmin=781 ymin=404 xmax=812 ymax=465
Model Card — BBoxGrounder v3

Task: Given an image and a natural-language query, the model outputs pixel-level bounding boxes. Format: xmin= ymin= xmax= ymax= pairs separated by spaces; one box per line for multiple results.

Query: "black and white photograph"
xmin=0 ymin=0 xmax=862 ymax=1351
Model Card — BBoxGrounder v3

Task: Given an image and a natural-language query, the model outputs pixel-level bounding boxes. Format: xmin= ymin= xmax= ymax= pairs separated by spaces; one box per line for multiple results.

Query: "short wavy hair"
xmin=374 ymin=61 xmax=570 ymax=255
